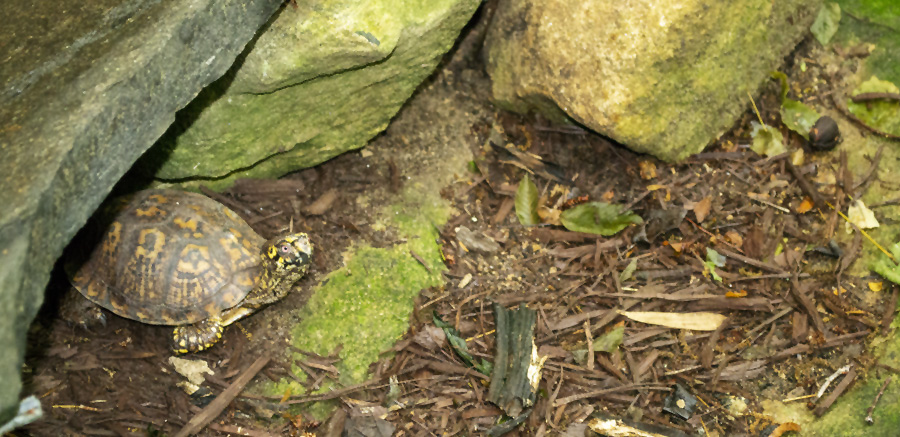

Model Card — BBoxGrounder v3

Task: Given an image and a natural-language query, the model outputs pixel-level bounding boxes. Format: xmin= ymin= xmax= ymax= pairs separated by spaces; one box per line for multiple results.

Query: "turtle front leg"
xmin=171 ymin=307 xmax=255 ymax=354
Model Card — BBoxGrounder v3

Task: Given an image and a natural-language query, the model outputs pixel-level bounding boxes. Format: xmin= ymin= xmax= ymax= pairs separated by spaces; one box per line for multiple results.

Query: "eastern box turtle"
xmin=66 ymin=189 xmax=312 ymax=353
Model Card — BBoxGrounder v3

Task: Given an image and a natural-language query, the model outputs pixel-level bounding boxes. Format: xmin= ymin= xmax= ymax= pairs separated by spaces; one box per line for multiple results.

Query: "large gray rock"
xmin=485 ymin=0 xmax=821 ymax=161
xmin=0 ymin=0 xmax=282 ymax=422
xmin=138 ymin=0 xmax=481 ymax=191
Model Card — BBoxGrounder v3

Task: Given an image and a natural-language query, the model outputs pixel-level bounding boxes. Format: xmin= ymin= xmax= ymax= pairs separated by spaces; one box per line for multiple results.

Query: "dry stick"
xmin=584 ymin=320 xmax=594 ymax=371
xmin=785 ymin=161 xmax=826 ymax=210
xmin=882 ymin=285 xmax=900 ymax=335
xmin=814 ymin=368 xmax=858 ymax=416
xmin=790 ymin=271 xmax=827 ymax=335
xmin=851 ymin=92 xmax=900 ymax=103
xmin=833 ymin=96 xmax=900 ymax=140
xmin=852 ymin=144 xmax=885 ymax=197
xmin=716 ymin=247 xmax=785 ymax=273
xmin=865 ymin=377 xmax=892 ymax=424
xmin=554 ymin=384 xmax=671 ymax=407
xmin=175 ymin=354 xmax=272 ymax=437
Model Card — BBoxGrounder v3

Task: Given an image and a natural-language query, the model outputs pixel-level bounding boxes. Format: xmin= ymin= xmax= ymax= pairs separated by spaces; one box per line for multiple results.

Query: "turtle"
xmin=65 ymin=189 xmax=313 ymax=353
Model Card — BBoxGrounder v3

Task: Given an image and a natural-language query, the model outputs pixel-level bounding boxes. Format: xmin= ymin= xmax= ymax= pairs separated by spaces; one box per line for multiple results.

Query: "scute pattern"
xmin=70 ymin=189 xmax=264 ymax=325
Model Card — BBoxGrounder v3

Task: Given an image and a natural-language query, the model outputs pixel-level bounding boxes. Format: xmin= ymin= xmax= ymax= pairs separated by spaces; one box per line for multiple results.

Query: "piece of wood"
xmin=174 ymin=354 xmax=271 ymax=437
xmin=814 ymin=368 xmax=857 ymax=416
xmin=488 ymin=303 xmax=538 ymax=417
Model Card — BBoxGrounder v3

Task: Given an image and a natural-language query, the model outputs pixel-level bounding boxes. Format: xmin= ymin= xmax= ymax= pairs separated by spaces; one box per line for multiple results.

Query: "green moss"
xmin=262 ymin=185 xmax=449 ymax=418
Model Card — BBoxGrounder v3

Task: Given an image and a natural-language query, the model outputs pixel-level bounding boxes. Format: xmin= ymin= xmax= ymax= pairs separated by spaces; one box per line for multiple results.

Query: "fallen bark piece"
xmin=174 ymin=354 xmax=271 ymax=437
xmin=487 ymin=303 xmax=546 ymax=417
xmin=617 ymin=310 xmax=726 ymax=331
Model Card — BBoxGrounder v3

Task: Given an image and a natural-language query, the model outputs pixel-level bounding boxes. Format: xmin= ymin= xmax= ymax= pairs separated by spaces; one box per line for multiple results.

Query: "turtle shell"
xmin=67 ymin=189 xmax=264 ymax=325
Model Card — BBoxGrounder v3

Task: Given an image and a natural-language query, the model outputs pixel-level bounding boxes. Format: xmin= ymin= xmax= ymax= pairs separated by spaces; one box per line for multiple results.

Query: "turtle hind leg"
xmin=170 ymin=307 xmax=254 ymax=354
xmin=172 ymin=316 xmax=224 ymax=354
xmin=59 ymin=289 xmax=107 ymax=330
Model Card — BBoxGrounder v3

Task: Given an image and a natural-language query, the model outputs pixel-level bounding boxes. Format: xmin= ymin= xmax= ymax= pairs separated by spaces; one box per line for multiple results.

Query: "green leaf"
xmin=848 ymin=76 xmax=900 ymax=137
xmin=515 ymin=173 xmax=540 ymax=226
xmin=619 ymin=259 xmax=637 ymax=282
xmin=749 ymin=122 xmax=786 ymax=157
xmin=811 ymin=2 xmax=841 ymax=45
xmin=560 ymin=202 xmax=642 ymax=236
xmin=782 ymin=99 xmax=821 ymax=140
xmin=771 ymin=71 xmax=821 ymax=139
xmin=704 ymin=248 xmax=726 ymax=282
xmin=592 ymin=325 xmax=625 ymax=353
xmin=870 ymin=243 xmax=900 ymax=285
xmin=433 ymin=312 xmax=492 ymax=374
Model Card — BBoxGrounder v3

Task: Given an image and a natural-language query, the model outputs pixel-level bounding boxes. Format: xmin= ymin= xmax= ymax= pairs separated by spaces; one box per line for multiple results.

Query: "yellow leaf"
xmin=616 ymin=310 xmax=726 ymax=331
xmin=869 ymin=281 xmax=884 ymax=292
xmin=726 ymin=290 xmax=748 ymax=298
xmin=280 ymin=387 xmax=292 ymax=403
xmin=639 ymin=161 xmax=657 ymax=180
xmin=647 ymin=184 xmax=666 ymax=191
xmin=669 ymin=241 xmax=683 ymax=253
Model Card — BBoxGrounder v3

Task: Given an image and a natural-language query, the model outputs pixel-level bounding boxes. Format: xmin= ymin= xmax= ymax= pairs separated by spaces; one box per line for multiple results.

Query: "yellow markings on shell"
xmin=147 ymin=194 xmax=169 ymax=204
xmin=229 ymin=227 xmax=243 ymax=239
xmin=109 ymin=296 xmax=128 ymax=314
xmin=237 ymin=273 xmax=255 ymax=287
xmin=174 ymin=217 xmax=198 ymax=231
xmin=223 ymin=208 xmax=240 ymax=221
xmin=135 ymin=205 xmax=165 ymax=218
xmin=193 ymin=232 xmax=203 ymax=238
xmin=220 ymin=237 xmax=247 ymax=264
xmin=102 ymin=221 xmax=122 ymax=260
xmin=135 ymin=229 xmax=166 ymax=256
xmin=161 ymin=314 xmax=176 ymax=324
xmin=135 ymin=311 xmax=148 ymax=320
xmin=204 ymin=302 xmax=220 ymax=316
xmin=86 ymin=278 xmax=101 ymax=297
xmin=177 ymin=244 xmax=212 ymax=274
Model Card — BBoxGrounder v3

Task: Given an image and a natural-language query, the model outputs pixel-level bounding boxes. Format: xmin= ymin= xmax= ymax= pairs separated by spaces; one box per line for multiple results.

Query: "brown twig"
xmin=866 ymin=377 xmax=892 ymax=424
xmin=175 ymin=354 xmax=272 ymax=437
xmin=851 ymin=92 xmax=900 ymax=103
xmin=785 ymin=161 xmax=826 ymax=210
xmin=814 ymin=368 xmax=857 ymax=416
xmin=790 ymin=271 xmax=827 ymax=335
xmin=716 ymin=247 xmax=785 ymax=274
xmin=832 ymin=96 xmax=900 ymax=141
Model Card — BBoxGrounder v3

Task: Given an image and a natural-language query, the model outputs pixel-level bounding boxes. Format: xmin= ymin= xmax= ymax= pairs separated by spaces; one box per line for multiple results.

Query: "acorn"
xmin=808 ymin=116 xmax=841 ymax=151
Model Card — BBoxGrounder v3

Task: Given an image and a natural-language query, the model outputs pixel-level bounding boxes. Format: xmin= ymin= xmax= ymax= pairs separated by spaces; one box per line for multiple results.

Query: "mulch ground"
xmin=15 ymin=13 xmax=898 ymax=437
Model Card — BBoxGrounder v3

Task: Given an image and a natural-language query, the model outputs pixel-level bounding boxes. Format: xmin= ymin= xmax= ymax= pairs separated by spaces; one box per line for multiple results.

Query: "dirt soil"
xmin=15 ymin=6 xmax=898 ymax=437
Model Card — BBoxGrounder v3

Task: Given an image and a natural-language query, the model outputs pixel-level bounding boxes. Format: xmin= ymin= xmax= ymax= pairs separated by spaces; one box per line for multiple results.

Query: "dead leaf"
xmin=616 ymin=310 xmax=726 ymax=331
xmin=726 ymin=290 xmax=748 ymax=298
xmin=692 ymin=196 xmax=713 ymax=223
xmin=303 ymin=189 xmax=339 ymax=215
xmin=796 ymin=197 xmax=814 ymax=214
xmin=846 ymin=200 xmax=879 ymax=233
xmin=724 ymin=230 xmax=743 ymax=247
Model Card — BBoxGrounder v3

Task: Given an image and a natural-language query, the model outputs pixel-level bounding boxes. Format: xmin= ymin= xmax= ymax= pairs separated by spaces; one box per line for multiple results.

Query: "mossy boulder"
xmin=484 ymin=0 xmax=821 ymax=161
xmin=143 ymin=0 xmax=481 ymax=190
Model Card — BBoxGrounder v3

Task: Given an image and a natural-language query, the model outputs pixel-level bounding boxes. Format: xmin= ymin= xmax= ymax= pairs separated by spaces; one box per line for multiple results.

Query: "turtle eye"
xmin=280 ymin=244 xmax=292 ymax=254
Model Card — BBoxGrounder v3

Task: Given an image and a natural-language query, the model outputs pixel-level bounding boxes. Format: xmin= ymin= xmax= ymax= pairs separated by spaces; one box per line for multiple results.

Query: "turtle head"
xmin=263 ymin=233 xmax=313 ymax=277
